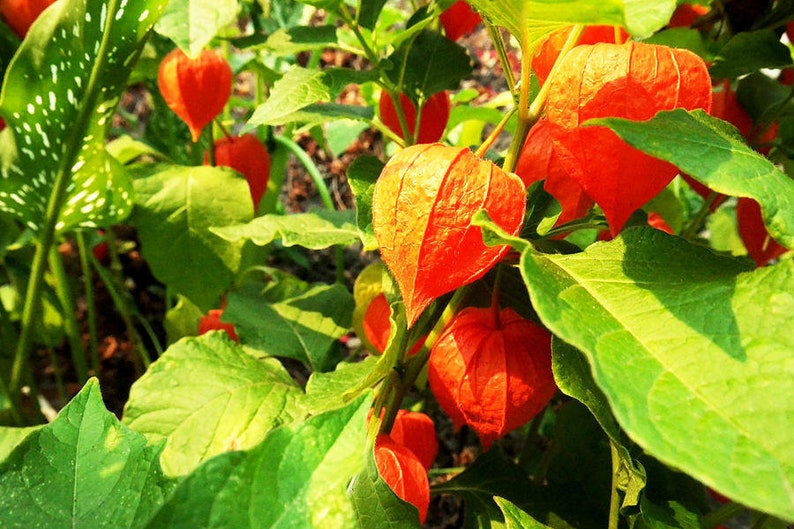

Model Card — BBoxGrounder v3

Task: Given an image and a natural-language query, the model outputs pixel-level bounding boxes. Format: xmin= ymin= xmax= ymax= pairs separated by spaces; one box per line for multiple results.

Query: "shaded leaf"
xmin=225 ymin=279 xmax=354 ymax=372
xmin=122 ymin=333 xmax=304 ymax=477
xmin=710 ymin=30 xmax=793 ymax=79
xmin=0 ymin=0 xmax=168 ymax=233
xmin=130 ymin=165 xmax=252 ymax=311
xmin=154 ymin=0 xmax=239 ymax=57
xmin=385 ymin=29 xmax=472 ymax=100
xmin=264 ymin=25 xmax=340 ymax=54
xmin=592 ymin=109 xmax=794 ymax=248
xmin=145 ymin=394 xmax=372 ymax=529
xmin=212 ymin=209 xmax=360 ymax=249
xmin=0 ymin=379 xmax=171 ymax=529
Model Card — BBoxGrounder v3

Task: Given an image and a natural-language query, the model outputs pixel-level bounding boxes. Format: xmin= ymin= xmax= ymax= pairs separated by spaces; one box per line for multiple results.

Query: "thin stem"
xmin=486 ymin=22 xmax=516 ymax=94
xmin=46 ymin=345 xmax=67 ymax=405
xmin=474 ymin=107 xmax=517 ymax=158
xmin=48 ymin=246 xmax=89 ymax=384
xmin=682 ymin=192 xmax=718 ymax=240
xmin=10 ymin=0 xmax=124 ymax=397
xmin=271 ymin=134 xmax=344 ymax=283
xmin=94 ymin=231 xmax=151 ymax=370
xmin=75 ymin=232 xmax=100 ymax=375
xmin=608 ymin=441 xmax=622 ymax=529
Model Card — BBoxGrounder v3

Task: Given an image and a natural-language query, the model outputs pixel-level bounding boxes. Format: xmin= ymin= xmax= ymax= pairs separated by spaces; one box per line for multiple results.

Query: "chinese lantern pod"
xmin=547 ymin=42 xmax=712 ymax=235
xmin=374 ymin=434 xmax=430 ymax=523
xmin=390 ymin=410 xmax=438 ymax=471
xmin=209 ymin=134 xmax=271 ymax=211
xmin=379 ymin=91 xmax=450 ymax=144
xmin=736 ymin=198 xmax=788 ymax=266
xmin=532 ymin=25 xmax=629 ymax=86
xmin=363 ymin=292 xmax=391 ymax=353
xmin=0 ymin=0 xmax=56 ymax=37
xmin=158 ymin=48 xmax=233 ymax=142
xmin=198 ymin=309 xmax=238 ymax=342
xmin=428 ymin=306 xmax=556 ymax=451
xmin=439 ymin=1 xmax=482 ymax=41
xmin=515 ymin=118 xmax=594 ymax=226
xmin=372 ymin=144 xmax=526 ymax=328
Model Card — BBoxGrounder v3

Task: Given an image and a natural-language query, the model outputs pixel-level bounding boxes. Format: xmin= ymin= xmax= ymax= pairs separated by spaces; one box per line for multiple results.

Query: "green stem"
xmin=10 ymin=0 xmax=124 ymax=397
xmin=96 ymin=230 xmax=151 ymax=370
xmin=46 ymin=345 xmax=67 ymax=405
xmin=0 ymin=367 xmax=22 ymax=425
xmin=48 ymin=246 xmax=89 ymax=384
xmin=485 ymin=22 xmax=516 ymax=94
xmin=75 ymin=232 xmax=100 ymax=376
xmin=271 ymin=134 xmax=344 ymax=283
xmin=608 ymin=441 xmax=622 ymax=529
xmin=682 ymin=192 xmax=718 ymax=240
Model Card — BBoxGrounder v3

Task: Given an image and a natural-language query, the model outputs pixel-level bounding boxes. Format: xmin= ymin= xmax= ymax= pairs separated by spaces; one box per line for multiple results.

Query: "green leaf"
xmin=358 ymin=0 xmax=389 ymax=30
xmin=122 ymin=333 xmax=303 ymax=477
xmin=0 ymin=0 xmax=168 ymax=233
xmin=264 ymin=102 xmax=374 ymax=127
xmin=709 ymin=30 xmax=793 ymax=79
xmin=433 ymin=449 xmax=534 ymax=528
xmin=303 ymin=356 xmax=380 ymax=415
xmin=212 ymin=209 xmax=360 ymax=249
xmin=145 ymin=393 xmax=372 ymax=529
xmin=264 ymin=25 xmax=340 ymax=54
xmin=347 ymin=155 xmax=383 ymax=251
xmin=130 ymin=165 xmax=253 ymax=311
xmin=154 ymin=0 xmax=239 ymax=57
xmin=246 ymin=66 xmax=378 ymax=130
xmin=226 ymin=278 xmax=354 ymax=372
xmin=0 ymin=379 xmax=171 ymax=528
xmin=0 ymin=426 xmax=40 ymax=462
xmin=466 ymin=0 xmax=674 ymax=43
xmin=518 ymin=227 xmax=794 ymax=520
xmin=385 ymin=29 xmax=472 ymax=100
xmin=107 ymin=135 xmax=166 ymax=165
xmin=634 ymin=498 xmax=702 ymax=529
xmin=349 ymin=449 xmax=422 ymax=528
xmin=495 ymin=497 xmax=552 ymax=529
xmin=591 ymin=109 xmax=794 ymax=249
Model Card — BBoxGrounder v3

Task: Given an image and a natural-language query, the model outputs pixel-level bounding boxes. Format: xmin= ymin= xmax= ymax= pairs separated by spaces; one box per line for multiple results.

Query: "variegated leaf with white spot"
xmin=0 ymin=0 xmax=169 ymax=233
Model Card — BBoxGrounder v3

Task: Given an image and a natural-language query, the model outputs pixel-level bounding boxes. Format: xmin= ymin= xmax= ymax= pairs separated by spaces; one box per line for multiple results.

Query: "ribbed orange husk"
xmin=209 ymin=134 xmax=271 ymax=211
xmin=372 ymin=144 xmax=526 ymax=328
xmin=515 ymin=117 xmax=594 ymax=226
xmin=532 ymin=25 xmax=629 ymax=86
xmin=428 ymin=306 xmax=556 ymax=451
xmin=374 ymin=434 xmax=430 ymax=523
xmin=158 ymin=48 xmax=232 ymax=142
xmin=546 ymin=42 xmax=712 ymax=235
xmin=389 ymin=410 xmax=438 ymax=471
xmin=0 ymin=0 xmax=55 ymax=37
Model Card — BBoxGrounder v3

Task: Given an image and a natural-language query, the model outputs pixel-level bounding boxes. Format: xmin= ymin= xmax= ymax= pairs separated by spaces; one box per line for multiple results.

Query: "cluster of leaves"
xmin=0 ymin=0 xmax=792 ymax=528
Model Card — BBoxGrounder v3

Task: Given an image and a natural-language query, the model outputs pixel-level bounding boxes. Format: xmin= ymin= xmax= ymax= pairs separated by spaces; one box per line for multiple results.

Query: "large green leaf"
xmin=592 ymin=109 xmax=794 ymax=249
xmin=346 ymin=155 xmax=382 ymax=251
xmin=303 ymin=355 xmax=380 ymax=415
xmin=0 ymin=0 xmax=168 ymax=233
xmin=516 ymin=227 xmax=794 ymax=520
xmin=226 ymin=278 xmax=354 ymax=372
xmin=385 ymin=29 xmax=473 ymax=100
xmin=466 ymin=0 xmax=674 ymax=43
xmin=0 ymin=379 xmax=171 ymax=528
xmin=246 ymin=66 xmax=378 ymax=129
xmin=130 ymin=165 xmax=253 ymax=311
xmin=0 ymin=425 xmax=40 ymax=462
xmin=145 ymin=394 xmax=372 ymax=529
xmin=212 ymin=209 xmax=360 ymax=249
xmin=122 ymin=333 xmax=304 ymax=477
xmin=495 ymin=497 xmax=552 ymax=529
xmin=154 ymin=0 xmax=239 ymax=57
